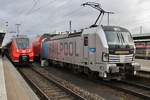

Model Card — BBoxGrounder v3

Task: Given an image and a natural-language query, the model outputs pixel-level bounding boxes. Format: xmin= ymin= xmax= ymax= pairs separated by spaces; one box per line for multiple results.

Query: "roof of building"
xmin=132 ymin=33 xmax=150 ymax=37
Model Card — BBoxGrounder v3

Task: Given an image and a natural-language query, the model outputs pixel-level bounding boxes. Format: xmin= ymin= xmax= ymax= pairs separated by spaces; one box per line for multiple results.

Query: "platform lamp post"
xmin=107 ymin=12 xmax=114 ymax=25
xmin=16 ymin=24 xmax=21 ymax=35
xmin=69 ymin=20 xmax=72 ymax=34
xmin=5 ymin=21 xmax=8 ymax=33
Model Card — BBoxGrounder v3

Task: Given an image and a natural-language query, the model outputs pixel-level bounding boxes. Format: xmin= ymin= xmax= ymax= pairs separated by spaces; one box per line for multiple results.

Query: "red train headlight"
xmin=26 ymin=49 xmax=31 ymax=53
xmin=16 ymin=49 xmax=19 ymax=53
xmin=28 ymin=49 xmax=31 ymax=52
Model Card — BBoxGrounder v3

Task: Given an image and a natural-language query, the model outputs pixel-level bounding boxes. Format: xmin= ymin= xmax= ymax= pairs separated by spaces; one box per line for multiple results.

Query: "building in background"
xmin=0 ymin=29 xmax=6 ymax=53
xmin=132 ymin=33 xmax=150 ymax=59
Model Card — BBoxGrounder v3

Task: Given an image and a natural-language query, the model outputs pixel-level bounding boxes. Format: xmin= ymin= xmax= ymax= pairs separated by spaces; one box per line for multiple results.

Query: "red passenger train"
xmin=32 ymin=34 xmax=53 ymax=61
xmin=7 ymin=35 xmax=34 ymax=63
xmin=32 ymin=35 xmax=43 ymax=61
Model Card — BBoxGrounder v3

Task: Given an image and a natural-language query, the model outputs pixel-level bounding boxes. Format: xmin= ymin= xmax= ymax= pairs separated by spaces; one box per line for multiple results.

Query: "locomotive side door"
xmin=83 ymin=35 xmax=89 ymax=65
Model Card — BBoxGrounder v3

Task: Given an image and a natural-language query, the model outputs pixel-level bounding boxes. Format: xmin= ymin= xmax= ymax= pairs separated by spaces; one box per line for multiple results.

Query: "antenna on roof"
xmin=82 ymin=2 xmax=114 ymax=26
xmin=15 ymin=24 xmax=21 ymax=35
xmin=69 ymin=20 xmax=72 ymax=33
xmin=140 ymin=26 xmax=142 ymax=34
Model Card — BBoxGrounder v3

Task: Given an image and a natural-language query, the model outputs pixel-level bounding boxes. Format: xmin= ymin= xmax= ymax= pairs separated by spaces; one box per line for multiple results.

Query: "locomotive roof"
xmin=50 ymin=31 xmax=82 ymax=40
xmin=49 ymin=25 xmax=130 ymax=40
xmin=14 ymin=35 xmax=28 ymax=39
xmin=102 ymin=26 xmax=129 ymax=32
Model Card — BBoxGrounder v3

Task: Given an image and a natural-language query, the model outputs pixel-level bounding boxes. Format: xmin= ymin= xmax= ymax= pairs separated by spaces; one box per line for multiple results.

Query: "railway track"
xmin=100 ymin=80 xmax=150 ymax=100
xmin=30 ymin=63 xmax=150 ymax=100
xmin=18 ymin=66 xmax=104 ymax=100
xmin=19 ymin=67 xmax=84 ymax=100
xmin=137 ymin=70 xmax=150 ymax=79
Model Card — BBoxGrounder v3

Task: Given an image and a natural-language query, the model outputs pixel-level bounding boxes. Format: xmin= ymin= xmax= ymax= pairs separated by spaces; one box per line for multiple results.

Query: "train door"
xmin=83 ymin=35 xmax=89 ymax=65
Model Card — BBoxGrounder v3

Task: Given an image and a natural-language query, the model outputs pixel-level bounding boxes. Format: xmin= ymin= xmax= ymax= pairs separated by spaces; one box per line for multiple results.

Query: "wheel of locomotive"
xmin=70 ymin=64 xmax=77 ymax=74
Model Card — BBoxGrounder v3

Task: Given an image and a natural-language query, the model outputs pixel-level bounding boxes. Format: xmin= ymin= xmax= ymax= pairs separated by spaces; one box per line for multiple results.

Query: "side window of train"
xmin=60 ymin=43 xmax=63 ymax=51
xmin=69 ymin=42 xmax=73 ymax=56
xmin=84 ymin=36 xmax=88 ymax=46
xmin=64 ymin=42 xmax=68 ymax=56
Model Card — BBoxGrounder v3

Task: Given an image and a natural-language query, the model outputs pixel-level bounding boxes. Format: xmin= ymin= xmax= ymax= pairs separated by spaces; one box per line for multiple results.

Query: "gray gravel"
xmin=33 ymin=63 xmax=142 ymax=100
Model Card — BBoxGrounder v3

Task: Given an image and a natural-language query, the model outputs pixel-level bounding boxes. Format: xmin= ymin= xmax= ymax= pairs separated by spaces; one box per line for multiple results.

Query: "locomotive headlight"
xmin=28 ymin=49 xmax=31 ymax=52
xmin=102 ymin=52 xmax=109 ymax=62
xmin=132 ymin=54 xmax=135 ymax=61
xmin=16 ymin=49 xmax=19 ymax=53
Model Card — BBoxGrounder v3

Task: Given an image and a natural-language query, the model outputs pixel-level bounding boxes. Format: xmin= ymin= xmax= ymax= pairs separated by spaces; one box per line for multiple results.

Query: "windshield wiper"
xmin=117 ymin=33 xmax=121 ymax=43
xmin=120 ymin=33 xmax=125 ymax=43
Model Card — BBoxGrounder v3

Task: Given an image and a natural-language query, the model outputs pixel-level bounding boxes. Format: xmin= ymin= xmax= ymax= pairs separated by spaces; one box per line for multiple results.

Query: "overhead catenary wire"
xmin=26 ymin=0 xmax=56 ymax=15
xmin=10 ymin=0 xmax=59 ymax=31
xmin=5 ymin=0 xmax=40 ymax=22
xmin=63 ymin=7 xmax=83 ymax=17
xmin=7 ymin=0 xmax=56 ymax=22
xmin=46 ymin=1 xmax=103 ymax=32
xmin=28 ymin=1 xmax=82 ymax=27
xmin=26 ymin=0 xmax=40 ymax=15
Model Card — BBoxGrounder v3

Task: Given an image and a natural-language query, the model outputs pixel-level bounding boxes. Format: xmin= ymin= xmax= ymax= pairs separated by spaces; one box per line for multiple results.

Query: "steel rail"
xmin=30 ymin=67 xmax=86 ymax=100
xmin=119 ymin=80 xmax=150 ymax=91
xmin=18 ymin=68 xmax=49 ymax=100
xmin=19 ymin=67 xmax=85 ymax=100
xmin=100 ymin=80 xmax=150 ymax=100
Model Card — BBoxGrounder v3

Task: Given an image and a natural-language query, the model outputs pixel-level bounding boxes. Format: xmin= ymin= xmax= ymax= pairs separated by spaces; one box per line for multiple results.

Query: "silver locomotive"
xmin=42 ymin=25 xmax=140 ymax=79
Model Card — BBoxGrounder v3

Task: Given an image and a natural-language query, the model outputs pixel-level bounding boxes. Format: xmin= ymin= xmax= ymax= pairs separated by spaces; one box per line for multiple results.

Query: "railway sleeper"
xmin=48 ymin=93 xmax=71 ymax=99
xmin=44 ymin=89 xmax=62 ymax=93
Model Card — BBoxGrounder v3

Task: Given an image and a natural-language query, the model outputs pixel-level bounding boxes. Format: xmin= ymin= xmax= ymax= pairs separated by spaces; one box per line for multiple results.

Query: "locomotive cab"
xmin=44 ymin=25 xmax=140 ymax=80
xmin=82 ymin=25 xmax=140 ymax=79
xmin=10 ymin=36 xmax=34 ymax=63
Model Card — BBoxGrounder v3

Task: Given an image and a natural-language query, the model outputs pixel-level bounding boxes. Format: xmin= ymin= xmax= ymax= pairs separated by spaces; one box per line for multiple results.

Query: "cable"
xmin=5 ymin=0 xmax=40 ymax=22
xmin=26 ymin=0 xmax=40 ymax=15
xmin=63 ymin=7 xmax=83 ymax=17
xmin=26 ymin=0 xmax=56 ymax=15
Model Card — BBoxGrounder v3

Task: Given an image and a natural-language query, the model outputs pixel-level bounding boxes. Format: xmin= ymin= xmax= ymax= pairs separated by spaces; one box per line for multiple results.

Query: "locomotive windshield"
xmin=16 ymin=38 xmax=29 ymax=49
xmin=101 ymin=25 xmax=135 ymax=50
xmin=105 ymin=31 xmax=134 ymax=49
xmin=105 ymin=31 xmax=133 ymax=44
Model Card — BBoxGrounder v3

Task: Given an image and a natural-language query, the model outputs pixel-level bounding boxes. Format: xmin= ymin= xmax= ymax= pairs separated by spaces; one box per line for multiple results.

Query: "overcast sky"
xmin=0 ymin=0 xmax=150 ymax=37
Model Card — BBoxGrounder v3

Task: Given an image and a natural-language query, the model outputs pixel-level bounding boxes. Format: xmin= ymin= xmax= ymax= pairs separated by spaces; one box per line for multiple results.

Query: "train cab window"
xmin=16 ymin=38 xmax=29 ymax=49
xmin=84 ymin=37 xmax=88 ymax=46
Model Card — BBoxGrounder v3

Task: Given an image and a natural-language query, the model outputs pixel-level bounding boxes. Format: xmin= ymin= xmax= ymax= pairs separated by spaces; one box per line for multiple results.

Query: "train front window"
xmin=16 ymin=38 xmax=29 ymax=49
xmin=105 ymin=31 xmax=133 ymax=45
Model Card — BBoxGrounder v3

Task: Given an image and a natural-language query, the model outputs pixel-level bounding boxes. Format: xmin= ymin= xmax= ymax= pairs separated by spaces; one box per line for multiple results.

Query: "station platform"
xmin=135 ymin=59 xmax=150 ymax=72
xmin=0 ymin=56 xmax=39 ymax=100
